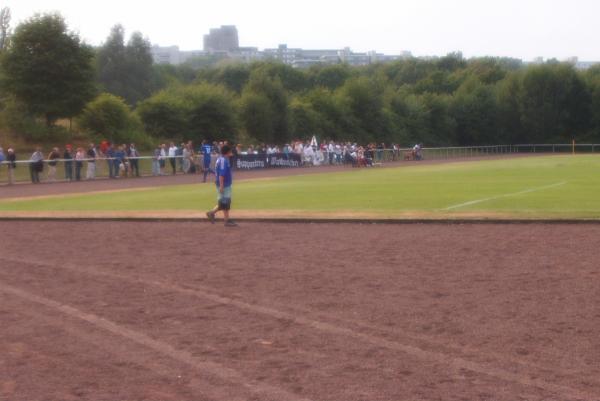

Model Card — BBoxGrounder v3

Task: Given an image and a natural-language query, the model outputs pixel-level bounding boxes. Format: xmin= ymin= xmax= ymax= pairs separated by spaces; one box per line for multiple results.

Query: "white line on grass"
xmin=442 ymin=181 xmax=567 ymax=211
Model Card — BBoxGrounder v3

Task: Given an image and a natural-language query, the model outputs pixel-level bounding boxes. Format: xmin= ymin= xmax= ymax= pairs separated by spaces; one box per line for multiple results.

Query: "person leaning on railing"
xmin=74 ymin=147 xmax=85 ymax=181
xmin=128 ymin=143 xmax=140 ymax=177
xmin=86 ymin=143 xmax=97 ymax=180
xmin=64 ymin=145 xmax=73 ymax=181
xmin=29 ymin=147 xmax=44 ymax=184
xmin=47 ymin=147 xmax=60 ymax=182
xmin=6 ymin=148 xmax=17 ymax=185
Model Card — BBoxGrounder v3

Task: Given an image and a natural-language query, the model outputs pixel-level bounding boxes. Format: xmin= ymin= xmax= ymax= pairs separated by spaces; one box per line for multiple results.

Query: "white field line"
xmin=443 ymin=181 xmax=567 ymax=211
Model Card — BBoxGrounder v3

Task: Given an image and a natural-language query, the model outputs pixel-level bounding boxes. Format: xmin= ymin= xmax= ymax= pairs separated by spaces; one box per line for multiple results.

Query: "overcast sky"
xmin=3 ymin=0 xmax=598 ymax=60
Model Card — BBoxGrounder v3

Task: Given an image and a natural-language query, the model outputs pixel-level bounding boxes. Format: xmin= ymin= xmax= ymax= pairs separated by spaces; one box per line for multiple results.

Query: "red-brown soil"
xmin=1 ymin=221 xmax=599 ymax=400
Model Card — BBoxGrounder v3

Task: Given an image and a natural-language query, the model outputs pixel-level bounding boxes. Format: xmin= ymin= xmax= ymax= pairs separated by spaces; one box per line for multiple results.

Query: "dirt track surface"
xmin=1 ymin=221 xmax=599 ymax=400
xmin=0 ymin=155 xmax=528 ymax=200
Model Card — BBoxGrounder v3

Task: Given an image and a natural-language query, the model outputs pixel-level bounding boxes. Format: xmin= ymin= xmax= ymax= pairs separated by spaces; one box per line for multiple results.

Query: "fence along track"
xmin=1 ymin=144 xmax=598 ymax=185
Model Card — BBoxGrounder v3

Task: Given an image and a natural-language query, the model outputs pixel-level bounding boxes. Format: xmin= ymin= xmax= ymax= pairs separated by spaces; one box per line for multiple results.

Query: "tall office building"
xmin=203 ymin=25 xmax=239 ymax=53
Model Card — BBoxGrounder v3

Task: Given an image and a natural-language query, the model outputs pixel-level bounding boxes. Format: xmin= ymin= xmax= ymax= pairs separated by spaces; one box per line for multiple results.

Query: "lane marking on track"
xmin=0 ymin=282 xmax=310 ymax=401
xmin=0 ymin=295 xmax=249 ymax=401
xmin=283 ymin=303 xmax=598 ymax=382
xmin=442 ymin=181 xmax=568 ymax=211
xmin=1 ymin=256 xmax=597 ymax=400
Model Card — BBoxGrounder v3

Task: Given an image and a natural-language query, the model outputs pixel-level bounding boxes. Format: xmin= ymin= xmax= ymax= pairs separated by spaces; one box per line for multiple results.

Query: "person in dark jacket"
xmin=29 ymin=147 xmax=44 ymax=184
xmin=128 ymin=143 xmax=140 ymax=177
xmin=64 ymin=145 xmax=73 ymax=181
xmin=6 ymin=148 xmax=16 ymax=185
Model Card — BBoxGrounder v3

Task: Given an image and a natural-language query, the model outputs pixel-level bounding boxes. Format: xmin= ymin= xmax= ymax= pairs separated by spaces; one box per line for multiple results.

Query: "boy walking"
xmin=206 ymin=145 xmax=237 ymax=227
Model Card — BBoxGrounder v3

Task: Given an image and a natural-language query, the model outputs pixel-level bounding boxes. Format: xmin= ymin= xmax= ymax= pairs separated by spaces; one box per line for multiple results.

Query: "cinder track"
xmin=1 ymin=221 xmax=599 ymax=400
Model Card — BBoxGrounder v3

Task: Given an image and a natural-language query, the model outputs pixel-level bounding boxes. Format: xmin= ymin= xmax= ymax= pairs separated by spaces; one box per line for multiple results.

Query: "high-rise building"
xmin=203 ymin=25 xmax=239 ymax=53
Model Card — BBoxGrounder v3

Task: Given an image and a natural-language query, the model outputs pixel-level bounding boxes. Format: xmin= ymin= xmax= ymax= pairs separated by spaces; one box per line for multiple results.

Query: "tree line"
xmin=1 ymin=12 xmax=600 ymax=149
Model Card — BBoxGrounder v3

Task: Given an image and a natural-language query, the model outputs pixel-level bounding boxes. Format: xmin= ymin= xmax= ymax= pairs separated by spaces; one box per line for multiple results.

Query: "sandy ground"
xmin=1 ymin=221 xmax=600 ymax=400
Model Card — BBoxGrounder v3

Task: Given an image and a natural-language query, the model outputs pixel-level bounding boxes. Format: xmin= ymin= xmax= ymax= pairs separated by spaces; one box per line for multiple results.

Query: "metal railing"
xmin=0 ymin=155 xmax=195 ymax=186
xmin=0 ymin=144 xmax=594 ymax=186
xmin=512 ymin=144 xmax=600 ymax=153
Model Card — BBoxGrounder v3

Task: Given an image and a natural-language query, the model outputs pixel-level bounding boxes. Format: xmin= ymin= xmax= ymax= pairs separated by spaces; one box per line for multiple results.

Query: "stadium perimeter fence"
xmin=0 ymin=144 xmax=596 ymax=186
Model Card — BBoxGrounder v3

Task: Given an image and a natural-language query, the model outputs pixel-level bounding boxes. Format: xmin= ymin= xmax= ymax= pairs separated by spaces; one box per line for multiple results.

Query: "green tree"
xmin=136 ymin=90 xmax=187 ymax=139
xmin=151 ymin=64 xmax=197 ymax=91
xmin=0 ymin=7 xmax=10 ymax=52
xmin=335 ymin=77 xmax=389 ymax=143
xmin=496 ymin=72 xmax=525 ymax=144
xmin=451 ymin=78 xmax=499 ymax=145
xmin=210 ymin=63 xmax=251 ymax=93
xmin=97 ymin=25 xmax=154 ymax=105
xmin=389 ymin=92 xmax=427 ymax=145
xmin=289 ymin=98 xmax=320 ymax=139
xmin=239 ymin=91 xmax=275 ymax=143
xmin=519 ymin=64 xmax=591 ymax=142
xmin=183 ymin=84 xmax=237 ymax=142
xmin=251 ymin=62 xmax=308 ymax=92
xmin=125 ymin=32 xmax=154 ymax=103
xmin=240 ymin=69 xmax=289 ymax=143
xmin=78 ymin=93 xmax=144 ymax=144
xmin=1 ymin=13 xmax=95 ymax=126
xmin=309 ymin=64 xmax=351 ymax=90
xmin=289 ymin=92 xmax=351 ymax=141
xmin=137 ymin=83 xmax=237 ymax=143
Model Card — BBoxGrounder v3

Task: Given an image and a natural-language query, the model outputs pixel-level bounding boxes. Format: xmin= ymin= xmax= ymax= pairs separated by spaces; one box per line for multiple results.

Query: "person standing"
xmin=86 ymin=143 xmax=97 ymax=180
xmin=6 ymin=148 xmax=16 ymax=185
xmin=206 ymin=145 xmax=237 ymax=227
xmin=182 ymin=144 xmax=191 ymax=174
xmin=152 ymin=144 xmax=161 ymax=176
xmin=176 ymin=142 xmax=185 ymax=172
xmin=159 ymin=144 xmax=167 ymax=175
xmin=168 ymin=142 xmax=177 ymax=175
xmin=64 ymin=145 xmax=73 ymax=181
xmin=201 ymin=140 xmax=214 ymax=183
xmin=29 ymin=147 xmax=44 ymax=184
xmin=105 ymin=143 xmax=116 ymax=179
xmin=327 ymin=141 xmax=334 ymax=165
xmin=114 ymin=145 xmax=126 ymax=178
xmin=75 ymin=147 xmax=84 ymax=181
xmin=128 ymin=143 xmax=140 ymax=177
xmin=47 ymin=147 xmax=60 ymax=181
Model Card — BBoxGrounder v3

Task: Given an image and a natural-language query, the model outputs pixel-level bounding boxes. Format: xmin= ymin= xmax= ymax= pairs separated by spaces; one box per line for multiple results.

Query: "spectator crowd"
xmin=0 ymin=139 xmax=420 ymax=185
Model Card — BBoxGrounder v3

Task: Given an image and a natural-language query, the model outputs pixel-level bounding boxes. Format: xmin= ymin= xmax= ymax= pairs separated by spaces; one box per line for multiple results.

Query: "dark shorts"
xmin=217 ymin=187 xmax=232 ymax=210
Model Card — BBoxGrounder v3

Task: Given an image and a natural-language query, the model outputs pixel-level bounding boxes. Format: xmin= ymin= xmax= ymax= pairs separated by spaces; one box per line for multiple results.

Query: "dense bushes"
xmin=150 ymin=56 xmax=600 ymax=147
xmin=137 ymin=83 xmax=237 ymax=143
xmin=78 ymin=93 xmax=151 ymax=147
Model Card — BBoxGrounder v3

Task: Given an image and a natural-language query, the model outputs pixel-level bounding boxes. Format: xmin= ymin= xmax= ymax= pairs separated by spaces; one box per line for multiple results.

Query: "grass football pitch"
xmin=1 ymin=155 xmax=599 ymax=219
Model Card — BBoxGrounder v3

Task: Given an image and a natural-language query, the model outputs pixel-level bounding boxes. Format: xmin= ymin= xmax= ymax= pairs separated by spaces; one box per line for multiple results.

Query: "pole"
xmin=572 ymin=140 xmax=575 ymax=156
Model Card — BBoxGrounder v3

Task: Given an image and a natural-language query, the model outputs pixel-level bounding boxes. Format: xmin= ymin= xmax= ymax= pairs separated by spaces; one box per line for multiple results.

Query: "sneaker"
xmin=224 ymin=221 xmax=238 ymax=227
xmin=206 ymin=211 xmax=215 ymax=224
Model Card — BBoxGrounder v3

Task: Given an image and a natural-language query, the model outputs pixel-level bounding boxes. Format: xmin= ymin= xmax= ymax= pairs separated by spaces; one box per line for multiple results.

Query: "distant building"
xmin=532 ymin=56 xmax=545 ymax=64
xmin=233 ymin=46 xmax=262 ymax=62
xmin=565 ymin=57 xmax=599 ymax=70
xmin=523 ymin=56 xmax=599 ymax=70
xmin=263 ymin=44 xmax=303 ymax=64
xmin=575 ymin=61 xmax=599 ymax=70
xmin=151 ymin=46 xmax=209 ymax=65
xmin=151 ymin=45 xmax=182 ymax=65
xmin=153 ymin=26 xmax=415 ymax=68
xmin=204 ymin=25 xmax=239 ymax=53
xmin=179 ymin=50 xmax=208 ymax=64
